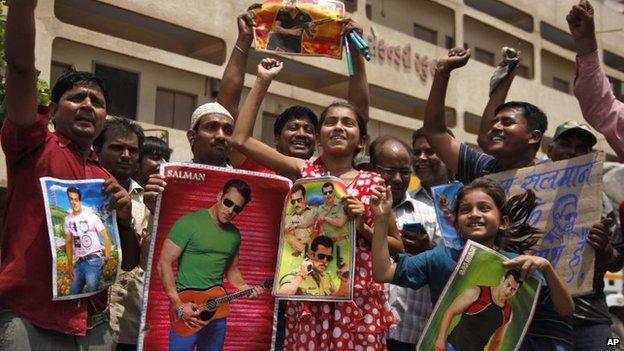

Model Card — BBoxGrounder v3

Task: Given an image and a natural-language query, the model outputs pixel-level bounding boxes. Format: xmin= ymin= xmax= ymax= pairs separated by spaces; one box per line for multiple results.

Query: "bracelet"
xmin=234 ymin=44 xmax=247 ymax=54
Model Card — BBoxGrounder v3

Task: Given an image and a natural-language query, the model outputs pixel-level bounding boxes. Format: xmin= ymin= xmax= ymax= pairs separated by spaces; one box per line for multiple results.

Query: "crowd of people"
xmin=1 ymin=0 xmax=624 ymax=350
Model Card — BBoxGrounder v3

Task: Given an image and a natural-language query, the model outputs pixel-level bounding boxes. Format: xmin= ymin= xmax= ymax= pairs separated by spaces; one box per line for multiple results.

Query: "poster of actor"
xmin=40 ymin=178 xmax=122 ymax=300
xmin=273 ymin=177 xmax=355 ymax=301
xmin=139 ymin=163 xmax=292 ymax=351
xmin=418 ymin=241 xmax=540 ymax=351
xmin=252 ymin=0 xmax=345 ymax=58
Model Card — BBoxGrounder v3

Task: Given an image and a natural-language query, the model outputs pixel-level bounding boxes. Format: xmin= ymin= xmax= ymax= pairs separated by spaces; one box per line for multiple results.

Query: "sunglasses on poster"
xmin=322 ymin=189 xmax=334 ymax=196
xmin=315 ymin=253 xmax=333 ymax=261
xmin=222 ymin=198 xmax=244 ymax=214
xmin=290 ymin=197 xmax=304 ymax=206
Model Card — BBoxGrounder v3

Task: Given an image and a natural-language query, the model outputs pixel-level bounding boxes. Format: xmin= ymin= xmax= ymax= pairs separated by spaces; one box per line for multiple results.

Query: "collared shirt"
xmin=109 ymin=179 xmax=150 ymax=344
xmin=284 ymin=208 xmax=317 ymax=245
xmin=317 ymin=202 xmax=347 ymax=239
xmin=0 ymin=114 xmax=110 ymax=335
xmin=280 ymin=270 xmax=336 ymax=296
xmin=574 ymin=51 xmax=624 ymax=161
xmin=386 ymin=190 xmax=442 ymax=344
xmin=457 ymin=143 xmax=502 ymax=183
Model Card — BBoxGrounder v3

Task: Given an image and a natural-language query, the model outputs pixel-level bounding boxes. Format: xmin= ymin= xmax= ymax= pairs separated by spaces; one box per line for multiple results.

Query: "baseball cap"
xmin=189 ymin=102 xmax=233 ymax=130
xmin=553 ymin=120 xmax=597 ymax=147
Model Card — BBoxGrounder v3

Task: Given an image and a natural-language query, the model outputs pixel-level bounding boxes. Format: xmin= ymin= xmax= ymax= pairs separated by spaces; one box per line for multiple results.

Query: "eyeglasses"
xmin=322 ymin=190 xmax=334 ymax=196
xmin=316 ymin=253 xmax=333 ymax=261
xmin=374 ymin=165 xmax=412 ymax=177
xmin=290 ymin=197 xmax=304 ymax=205
xmin=222 ymin=198 xmax=244 ymax=214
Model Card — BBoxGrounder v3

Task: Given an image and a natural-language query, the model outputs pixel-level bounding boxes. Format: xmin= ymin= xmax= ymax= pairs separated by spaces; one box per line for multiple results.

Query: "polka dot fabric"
xmin=282 ymin=159 xmax=396 ymax=350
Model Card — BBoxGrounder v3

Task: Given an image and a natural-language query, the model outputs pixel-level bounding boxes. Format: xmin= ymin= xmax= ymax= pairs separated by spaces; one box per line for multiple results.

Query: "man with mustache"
xmin=93 ymin=117 xmax=151 ymax=351
xmin=158 ymin=178 xmax=263 ymax=350
xmin=0 ymin=1 xmax=139 ymax=348
xmin=277 ymin=235 xmax=349 ymax=297
xmin=284 ymin=184 xmax=317 ymax=257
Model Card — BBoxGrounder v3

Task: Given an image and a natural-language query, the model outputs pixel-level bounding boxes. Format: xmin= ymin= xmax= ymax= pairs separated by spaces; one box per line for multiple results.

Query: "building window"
xmin=516 ymin=64 xmax=530 ymax=79
xmin=50 ymin=61 xmax=72 ymax=87
xmin=552 ymin=77 xmax=570 ymax=93
xmin=444 ymin=35 xmax=455 ymax=49
xmin=93 ymin=63 xmax=139 ymax=119
xmin=413 ymin=23 xmax=437 ymax=45
xmin=474 ymin=47 xmax=495 ymax=66
xmin=155 ymin=88 xmax=197 ymax=130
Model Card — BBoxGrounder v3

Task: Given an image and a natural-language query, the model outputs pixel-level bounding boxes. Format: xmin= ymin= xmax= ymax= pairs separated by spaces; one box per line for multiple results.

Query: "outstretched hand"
xmin=435 ymin=47 xmax=471 ymax=77
xmin=370 ymin=185 xmax=393 ymax=219
xmin=257 ymin=58 xmax=283 ymax=81
xmin=502 ymin=255 xmax=551 ymax=281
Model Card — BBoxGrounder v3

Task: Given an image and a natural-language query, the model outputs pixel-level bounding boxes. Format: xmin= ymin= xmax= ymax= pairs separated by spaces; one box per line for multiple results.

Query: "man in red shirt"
xmin=0 ymin=1 xmax=139 ymax=349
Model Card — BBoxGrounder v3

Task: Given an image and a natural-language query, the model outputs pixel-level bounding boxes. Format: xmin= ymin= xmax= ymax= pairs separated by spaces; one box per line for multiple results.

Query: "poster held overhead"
xmin=252 ymin=0 xmax=345 ymax=58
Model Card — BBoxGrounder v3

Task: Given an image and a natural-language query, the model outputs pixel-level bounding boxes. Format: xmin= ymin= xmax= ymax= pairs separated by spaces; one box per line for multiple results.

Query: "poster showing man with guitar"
xmin=157 ymin=178 xmax=267 ymax=350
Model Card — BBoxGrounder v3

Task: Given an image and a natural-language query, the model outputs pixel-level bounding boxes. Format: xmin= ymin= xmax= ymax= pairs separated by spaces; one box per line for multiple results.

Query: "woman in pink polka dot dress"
xmin=231 ymin=58 xmax=404 ymax=350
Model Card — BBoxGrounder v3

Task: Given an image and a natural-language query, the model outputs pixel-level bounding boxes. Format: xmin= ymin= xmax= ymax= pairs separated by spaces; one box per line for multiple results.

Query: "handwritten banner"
xmin=484 ymin=152 xmax=604 ymax=296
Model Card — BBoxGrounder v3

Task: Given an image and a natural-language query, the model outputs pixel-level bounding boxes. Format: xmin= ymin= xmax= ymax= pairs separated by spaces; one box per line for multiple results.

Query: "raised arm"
xmin=230 ymin=58 xmax=305 ymax=179
xmin=342 ymin=19 xmax=369 ymax=123
xmin=217 ymin=7 xmax=258 ymax=117
xmin=5 ymin=0 xmax=38 ymax=127
xmin=422 ymin=48 xmax=471 ymax=174
xmin=369 ymin=185 xmax=398 ymax=282
xmin=568 ymin=0 xmax=624 ymax=160
xmin=478 ymin=50 xmax=520 ymax=151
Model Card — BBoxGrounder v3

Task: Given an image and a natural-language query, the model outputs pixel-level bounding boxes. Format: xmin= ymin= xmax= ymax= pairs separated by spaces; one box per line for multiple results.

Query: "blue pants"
xmin=70 ymin=256 xmax=103 ymax=295
xmin=169 ymin=318 xmax=227 ymax=351
xmin=572 ymin=323 xmax=614 ymax=351
xmin=446 ymin=342 xmax=457 ymax=351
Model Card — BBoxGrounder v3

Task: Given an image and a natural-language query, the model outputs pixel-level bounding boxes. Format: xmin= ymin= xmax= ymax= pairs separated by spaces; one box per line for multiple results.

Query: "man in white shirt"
xmin=369 ymin=134 xmax=448 ymax=350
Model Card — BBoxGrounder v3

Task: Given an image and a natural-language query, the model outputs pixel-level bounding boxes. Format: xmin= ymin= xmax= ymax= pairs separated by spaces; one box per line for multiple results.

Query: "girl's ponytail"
xmin=499 ymin=190 xmax=542 ymax=254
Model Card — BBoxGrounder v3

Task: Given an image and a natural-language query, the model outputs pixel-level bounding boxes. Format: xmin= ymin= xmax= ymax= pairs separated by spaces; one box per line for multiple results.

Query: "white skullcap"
xmin=189 ymin=102 xmax=233 ymax=130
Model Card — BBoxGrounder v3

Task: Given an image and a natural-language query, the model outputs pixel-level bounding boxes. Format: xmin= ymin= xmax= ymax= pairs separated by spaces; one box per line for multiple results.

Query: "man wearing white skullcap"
xmin=186 ymin=101 xmax=238 ymax=167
